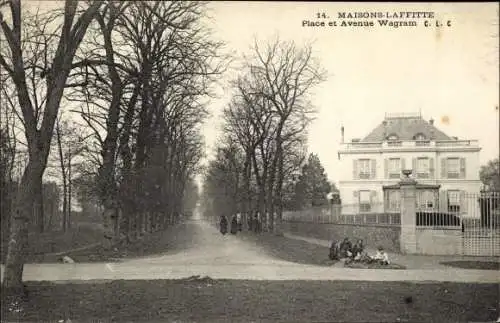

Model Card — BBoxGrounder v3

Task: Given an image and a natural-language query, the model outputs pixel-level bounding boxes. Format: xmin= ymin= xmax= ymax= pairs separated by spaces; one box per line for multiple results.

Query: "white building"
xmin=337 ymin=112 xmax=482 ymax=216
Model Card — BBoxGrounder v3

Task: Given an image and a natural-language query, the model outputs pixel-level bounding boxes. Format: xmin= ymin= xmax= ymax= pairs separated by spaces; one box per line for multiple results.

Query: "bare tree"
xmin=209 ymin=38 xmax=325 ymax=234
xmin=64 ymin=1 xmax=226 ymax=242
xmin=244 ymin=38 xmax=326 ymax=233
xmin=53 ymin=116 xmax=87 ymax=231
xmin=0 ymin=0 xmax=102 ymax=292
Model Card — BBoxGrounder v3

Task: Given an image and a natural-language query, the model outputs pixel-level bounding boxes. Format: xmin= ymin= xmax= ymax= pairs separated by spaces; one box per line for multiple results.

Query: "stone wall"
xmin=281 ymin=221 xmax=401 ymax=252
xmin=415 ymin=228 xmax=462 ymax=255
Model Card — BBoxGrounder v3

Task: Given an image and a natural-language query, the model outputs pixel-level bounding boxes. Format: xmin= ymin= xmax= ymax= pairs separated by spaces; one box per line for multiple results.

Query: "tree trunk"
xmin=33 ymin=178 xmax=44 ymax=233
xmin=274 ymin=140 xmax=285 ymax=236
xmin=67 ymin=155 xmax=72 ymax=229
xmin=252 ymin=152 xmax=267 ymax=231
xmin=62 ymin=179 xmax=68 ymax=231
xmin=3 ymin=162 xmax=42 ymax=290
xmin=243 ymin=151 xmax=252 ymax=229
xmin=56 ymin=121 xmax=67 ymax=231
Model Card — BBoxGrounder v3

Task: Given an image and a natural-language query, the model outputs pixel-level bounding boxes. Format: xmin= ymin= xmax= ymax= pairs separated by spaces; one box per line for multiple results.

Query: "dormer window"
xmin=386 ymin=134 xmax=401 ymax=146
xmin=414 ymin=133 xmax=426 ymax=141
xmin=414 ymin=133 xmax=429 ymax=146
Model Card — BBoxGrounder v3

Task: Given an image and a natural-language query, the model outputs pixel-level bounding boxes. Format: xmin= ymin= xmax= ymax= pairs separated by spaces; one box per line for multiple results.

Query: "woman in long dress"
xmin=230 ymin=215 xmax=238 ymax=234
xmin=220 ymin=215 xmax=228 ymax=235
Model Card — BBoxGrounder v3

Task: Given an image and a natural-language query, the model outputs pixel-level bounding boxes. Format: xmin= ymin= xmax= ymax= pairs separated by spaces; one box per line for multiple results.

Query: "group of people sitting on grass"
xmin=328 ymin=237 xmax=390 ymax=265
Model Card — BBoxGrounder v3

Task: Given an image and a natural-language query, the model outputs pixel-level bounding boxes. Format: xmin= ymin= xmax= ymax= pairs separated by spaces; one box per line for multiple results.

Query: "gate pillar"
xmin=400 ymin=170 xmax=418 ymax=254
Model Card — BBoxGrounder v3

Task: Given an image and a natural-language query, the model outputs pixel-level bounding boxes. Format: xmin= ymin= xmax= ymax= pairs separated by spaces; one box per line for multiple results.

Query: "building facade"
xmin=337 ymin=112 xmax=482 ymax=217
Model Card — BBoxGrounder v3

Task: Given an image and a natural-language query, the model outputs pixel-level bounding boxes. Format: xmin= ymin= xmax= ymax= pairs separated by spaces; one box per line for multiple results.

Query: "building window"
xmin=359 ymin=190 xmax=371 ymax=212
xmin=386 ymin=190 xmax=400 ymax=211
xmin=388 ymin=158 xmax=401 ymax=179
xmin=447 ymin=190 xmax=461 ymax=212
xmin=441 ymin=157 xmax=466 ymax=179
xmin=414 ymin=133 xmax=430 ymax=146
xmin=416 ymin=157 xmax=430 ymax=178
xmin=414 ymin=133 xmax=426 ymax=141
xmin=446 ymin=158 xmax=460 ymax=178
xmin=358 ymin=159 xmax=371 ymax=179
xmin=417 ymin=190 xmax=437 ymax=210
xmin=386 ymin=134 xmax=401 ymax=147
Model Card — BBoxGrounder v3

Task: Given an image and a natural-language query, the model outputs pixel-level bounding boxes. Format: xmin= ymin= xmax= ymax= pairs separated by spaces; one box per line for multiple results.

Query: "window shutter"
xmin=429 ymin=158 xmax=435 ymax=178
xmin=371 ymin=159 xmax=376 ymax=179
xmin=384 ymin=159 xmax=388 ymax=179
xmin=412 ymin=158 xmax=417 ymax=173
xmin=460 ymin=158 xmax=466 ymax=179
xmin=401 ymin=158 xmax=406 ymax=173
xmin=353 ymin=160 xmax=358 ymax=179
xmin=441 ymin=158 xmax=447 ymax=178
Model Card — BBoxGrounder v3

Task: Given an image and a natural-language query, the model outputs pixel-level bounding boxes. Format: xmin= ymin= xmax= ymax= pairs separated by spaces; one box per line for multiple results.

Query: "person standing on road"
xmin=253 ymin=212 xmax=261 ymax=233
xmin=248 ymin=213 xmax=253 ymax=231
xmin=236 ymin=212 xmax=242 ymax=231
xmin=220 ymin=215 xmax=228 ymax=235
xmin=230 ymin=214 xmax=238 ymax=234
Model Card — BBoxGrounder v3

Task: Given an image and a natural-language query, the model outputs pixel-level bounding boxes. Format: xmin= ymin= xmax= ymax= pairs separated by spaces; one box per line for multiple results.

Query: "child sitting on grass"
xmin=371 ymin=246 xmax=390 ymax=265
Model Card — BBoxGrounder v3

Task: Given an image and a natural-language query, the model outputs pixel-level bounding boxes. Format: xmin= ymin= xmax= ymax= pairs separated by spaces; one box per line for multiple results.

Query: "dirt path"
xmin=124 ymin=219 xmax=289 ymax=266
xmin=1 ymin=218 xmax=498 ymax=283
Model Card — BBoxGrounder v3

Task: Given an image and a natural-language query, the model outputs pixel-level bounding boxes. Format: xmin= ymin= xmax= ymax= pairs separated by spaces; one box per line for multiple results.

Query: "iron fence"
xmin=415 ymin=191 xmax=500 ymax=229
xmin=282 ymin=203 xmax=400 ymax=226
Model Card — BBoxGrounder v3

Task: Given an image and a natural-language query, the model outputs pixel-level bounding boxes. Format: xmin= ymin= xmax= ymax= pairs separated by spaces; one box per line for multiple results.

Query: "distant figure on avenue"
xmin=236 ymin=212 xmax=242 ymax=231
xmin=253 ymin=212 xmax=262 ymax=233
xmin=219 ymin=215 xmax=228 ymax=235
xmin=339 ymin=237 xmax=353 ymax=258
xmin=248 ymin=214 xmax=253 ymax=231
xmin=230 ymin=215 xmax=238 ymax=234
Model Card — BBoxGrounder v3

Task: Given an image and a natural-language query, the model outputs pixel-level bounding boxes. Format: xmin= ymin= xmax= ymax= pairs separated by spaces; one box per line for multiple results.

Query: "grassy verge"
xmin=63 ymin=222 xmax=198 ymax=263
xmin=1 ymin=224 xmax=105 ymax=264
xmin=1 ymin=280 xmax=498 ymax=322
xmin=238 ymin=231 xmax=406 ymax=269
xmin=441 ymin=260 xmax=500 ymax=270
xmin=238 ymin=231 xmax=335 ymax=266
xmin=1 ymin=221 xmax=195 ymax=264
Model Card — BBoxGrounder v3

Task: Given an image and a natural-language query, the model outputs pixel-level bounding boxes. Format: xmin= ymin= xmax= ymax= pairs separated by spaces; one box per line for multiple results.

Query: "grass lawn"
xmin=0 ymin=224 xmax=105 ymax=264
xmin=238 ymin=231 xmax=335 ymax=266
xmin=64 ymin=222 xmax=199 ymax=263
xmin=1 ymin=221 xmax=196 ymax=264
xmin=441 ymin=260 xmax=500 ymax=270
xmin=238 ymin=231 xmax=407 ymax=269
xmin=1 ymin=279 xmax=498 ymax=322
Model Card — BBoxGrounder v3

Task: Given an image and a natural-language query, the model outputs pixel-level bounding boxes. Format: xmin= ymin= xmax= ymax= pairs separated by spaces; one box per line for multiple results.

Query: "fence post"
xmin=399 ymin=172 xmax=418 ymax=254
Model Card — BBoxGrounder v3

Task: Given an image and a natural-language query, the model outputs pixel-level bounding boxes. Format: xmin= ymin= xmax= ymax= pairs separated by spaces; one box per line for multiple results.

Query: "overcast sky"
xmin=19 ymin=1 xmax=500 ymax=185
xmin=201 ymin=2 xmax=499 ymax=183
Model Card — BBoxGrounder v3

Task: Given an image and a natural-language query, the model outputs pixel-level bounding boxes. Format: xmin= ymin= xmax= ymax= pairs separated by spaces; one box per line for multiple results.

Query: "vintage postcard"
xmin=0 ymin=1 xmax=498 ymax=322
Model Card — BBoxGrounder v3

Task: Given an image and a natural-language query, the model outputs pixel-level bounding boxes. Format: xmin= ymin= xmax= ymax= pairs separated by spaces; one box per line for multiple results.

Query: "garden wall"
xmin=281 ymin=221 xmax=401 ymax=252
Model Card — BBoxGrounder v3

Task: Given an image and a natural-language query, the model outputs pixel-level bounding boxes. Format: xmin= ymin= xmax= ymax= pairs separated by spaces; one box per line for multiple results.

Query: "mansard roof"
xmin=361 ymin=113 xmax=452 ymax=142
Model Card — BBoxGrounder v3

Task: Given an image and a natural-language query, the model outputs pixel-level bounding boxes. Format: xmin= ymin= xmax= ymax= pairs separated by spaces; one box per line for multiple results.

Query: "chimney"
xmin=429 ymin=118 xmax=434 ymax=125
xmin=341 ymin=125 xmax=344 ymax=143
xmin=382 ymin=120 xmax=388 ymax=139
